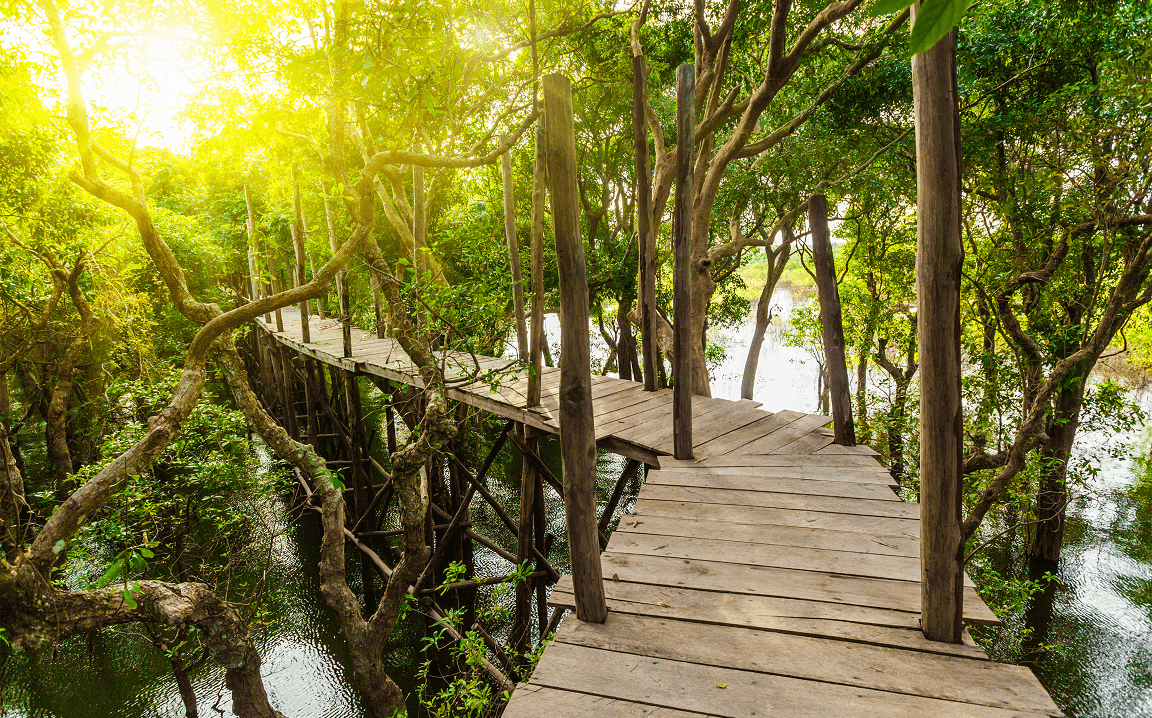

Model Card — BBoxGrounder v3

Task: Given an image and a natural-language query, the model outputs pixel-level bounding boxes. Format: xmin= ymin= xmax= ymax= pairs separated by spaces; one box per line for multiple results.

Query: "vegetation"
xmin=0 ymin=0 xmax=1150 ymax=715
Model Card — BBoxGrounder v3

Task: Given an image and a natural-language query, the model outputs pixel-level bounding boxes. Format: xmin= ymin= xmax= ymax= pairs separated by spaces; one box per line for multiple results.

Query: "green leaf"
xmin=139 ymin=547 xmax=155 ymax=559
xmin=51 ymin=539 xmax=66 ymax=555
xmin=123 ymin=584 xmax=138 ymax=609
xmin=97 ymin=558 xmax=124 ymax=588
xmin=866 ymin=0 xmax=914 ymax=17
xmin=909 ymin=0 xmax=971 ymax=55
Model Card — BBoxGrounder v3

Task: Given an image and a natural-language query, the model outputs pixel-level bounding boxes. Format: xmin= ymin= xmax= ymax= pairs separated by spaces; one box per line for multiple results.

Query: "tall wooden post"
xmin=810 ymin=194 xmax=855 ymax=445
xmin=244 ymin=185 xmax=270 ymax=324
xmin=913 ymin=13 xmax=964 ymax=644
xmin=634 ymin=54 xmax=657 ymax=391
xmin=413 ymin=163 xmax=425 ymax=271
xmin=371 ymin=276 xmax=384 ymax=339
xmin=502 ymin=152 xmax=530 ymax=361
xmin=672 ymin=64 xmax=694 ymax=461
xmin=543 ymin=73 xmax=607 ymax=624
xmin=291 ymin=163 xmax=311 ymax=344
xmin=528 ymin=121 xmax=547 ymax=408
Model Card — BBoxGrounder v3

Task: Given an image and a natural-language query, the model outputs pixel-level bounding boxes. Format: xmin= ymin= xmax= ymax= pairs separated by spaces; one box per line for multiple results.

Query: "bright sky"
xmin=2 ymin=21 xmax=205 ymax=152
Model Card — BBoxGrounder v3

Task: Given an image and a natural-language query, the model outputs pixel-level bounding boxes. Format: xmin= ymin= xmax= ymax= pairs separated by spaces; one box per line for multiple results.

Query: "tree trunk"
xmin=1029 ymin=370 xmax=1087 ymax=566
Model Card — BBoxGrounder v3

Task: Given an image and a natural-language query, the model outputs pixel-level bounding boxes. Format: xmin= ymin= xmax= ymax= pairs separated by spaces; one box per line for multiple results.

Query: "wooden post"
xmin=268 ymin=260 xmax=284 ymax=333
xmin=528 ymin=121 xmax=547 ymax=408
xmin=291 ymin=163 xmax=311 ymax=344
xmin=244 ymin=185 xmax=270 ymax=324
xmin=502 ymin=152 xmax=530 ymax=361
xmin=912 ymin=14 xmax=964 ymax=644
xmin=371 ymin=275 xmax=384 ymax=339
xmin=543 ymin=72 xmax=606 ymax=624
xmin=634 ymin=54 xmax=657 ymax=392
xmin=308 ymin=251 xmax=326 ymax=319
xmin=810 ymin=194 xmax=855 ymax=446
xmin=672 ymin=64 xmax=694 ymax=461
xmin=413 ymin=163 xmax=425 ymax=271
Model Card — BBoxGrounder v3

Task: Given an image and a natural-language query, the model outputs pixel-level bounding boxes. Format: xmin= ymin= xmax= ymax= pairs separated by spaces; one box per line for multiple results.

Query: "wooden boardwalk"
xmin=259 ymin=310 xmax=1063 ymax=718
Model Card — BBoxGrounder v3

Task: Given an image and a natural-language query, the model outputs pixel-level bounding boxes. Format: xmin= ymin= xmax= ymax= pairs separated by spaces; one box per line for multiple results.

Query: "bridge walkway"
xmin=259 ymin=310 xmax=1062 ymax=718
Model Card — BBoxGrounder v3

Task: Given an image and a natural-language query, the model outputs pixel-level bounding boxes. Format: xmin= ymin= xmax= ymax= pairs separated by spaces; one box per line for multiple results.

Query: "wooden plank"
xmin=655 ymin=461 xmax=894 ymax=483
xmin=597 ymin=552 xmax=1000 ymax=625
xmin=691 ymin=412 xmax=802 ymax=457
xmin=526 ymin=643 xmax=1045 ymax=718
xmin=604 ymin=531 xmax=975 ymax=586
xmin=771 ymin=429 xmax=835 ymax=455
xmin=817 ymin=442 xmax=881 ymax=457
xmin=553 ymin=614 xmax=1059 ymax=714
xmin=639 ymin=484 xmax=920 ymax=520
xmin=660 ymin=453 xmax=882 ymax=468
xmin=738 ymin=413 xmax=832 ymax=454
xmin=592 ymin=385 xmax=665 ymax=417
xmin=632 ymin=498 xmax=920 ymax=536
xmin=547 ymin=579 xmax=989 ymax=658
xmin=503 ymin=684 xmax=709 ymax=718
xmin=612 ymin=395 xmax=726 ymax=440
xmin=647 ymin=469 xmax=899 ymax=499
xmin=684 ymin=406 xmax=775 ymax=448
xmin=614 ymin=514 xmax=919 ymax=557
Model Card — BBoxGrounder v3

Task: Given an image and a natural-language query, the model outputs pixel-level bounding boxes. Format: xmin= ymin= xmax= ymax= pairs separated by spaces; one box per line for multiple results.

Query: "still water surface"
xmin=2 ymin=291 xmax=1150 ymax=716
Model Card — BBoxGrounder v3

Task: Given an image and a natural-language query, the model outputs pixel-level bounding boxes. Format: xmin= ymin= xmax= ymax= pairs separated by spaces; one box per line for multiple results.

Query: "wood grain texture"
xmin=544 ymin=72 xmax=606 ymax=623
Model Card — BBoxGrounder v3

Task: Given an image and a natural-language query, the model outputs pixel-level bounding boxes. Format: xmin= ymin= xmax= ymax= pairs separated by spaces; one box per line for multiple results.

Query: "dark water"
xmin=4 ymin=299 xmax=1151 ymax=716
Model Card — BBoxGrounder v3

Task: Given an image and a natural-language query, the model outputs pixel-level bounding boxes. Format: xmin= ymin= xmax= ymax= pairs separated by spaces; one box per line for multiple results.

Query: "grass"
xmin=734 ymin=251 xmax=814 ymax=302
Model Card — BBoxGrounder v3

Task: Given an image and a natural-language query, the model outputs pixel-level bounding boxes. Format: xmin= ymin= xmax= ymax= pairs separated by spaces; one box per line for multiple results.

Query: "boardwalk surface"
xmin=259 ymin=310 xmax=1062 ymax=717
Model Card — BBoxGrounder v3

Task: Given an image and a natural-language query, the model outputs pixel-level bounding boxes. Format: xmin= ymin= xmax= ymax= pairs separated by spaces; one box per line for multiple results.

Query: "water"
xmin=3 ymin=289 xmax=1150 ymax=717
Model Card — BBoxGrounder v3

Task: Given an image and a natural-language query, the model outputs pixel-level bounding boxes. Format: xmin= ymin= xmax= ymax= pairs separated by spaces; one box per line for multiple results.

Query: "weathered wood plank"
xmin=632 ymin=498 xmax=921 ymax=536
xmin=526 ymin=643 xmax=1048 ymax=718
xmin=553 ymin=614 xmax=1059 ymax=714
xmin=647 ymin=469 xmax=899 ymax=499
xmin=547 ymin=579 xmax=989 ymax=658
xmin=605 ymin=531 xmax=975 ymax=586
xmin=614 ymin=514 xmax=919 ymax=557
xmin=503 ymin=684 xmax=710 ymax=718
xmin=597 ymin=552 xmax=999 ymax=625
xmin=640 ymin=484 xmax=920 ymax=520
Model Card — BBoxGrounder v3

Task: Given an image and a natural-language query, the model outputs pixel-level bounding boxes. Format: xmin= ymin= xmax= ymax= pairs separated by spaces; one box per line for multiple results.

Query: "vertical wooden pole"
xmin=291 ymin=163 xmax=311 ymax=344
xmin=672 ymin=64 xmax=694 ymax=461
xmin=912 ymin=13 xmax=964 ymax=644
xmin=634 ymin=55 xmax=657 ymax=392
xmin=503 ymin=152 xmax=530 ymax=361
xmin=303 ymin=358 xmax=319 ymax=449
xmin=268 ymin=262 xmax=285 ymax=333
xmin=543 ymin=72 xmax=606 ymax=624
xmin=371 ymin=275 xmax=384 ymax=339
xmin=244 ymin=185 xmax=270 ymax=324
xmin=309 ymin=252 xmax=326 ymax=319
xmin=413 ymin=164 xmax=425 ymax=271
xmin=810 ymin=194 xmax=855 ymax=446
xmin=528 ymin=122 xmax=547 ymax=408
xmin=512 ymin=427 xmax=536 ymax=658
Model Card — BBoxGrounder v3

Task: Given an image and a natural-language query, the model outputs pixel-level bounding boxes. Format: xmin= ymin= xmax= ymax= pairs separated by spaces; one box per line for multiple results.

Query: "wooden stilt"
xmin=543 ymin=72 xmax=606 ymax=624
xmin=291 ymin=163 xmax=311 ymax=344
xmin=912 ymin=14 xmax=964 ymax=644
xmin=503 ymin=152 xmax=530 ymax=362
xmin=672 ymin=64 xmax=695 ymax=460
xmin=810 ymin=194 xmax=855 ymax=446
xmin=528 ymin=122 xmax=547 ymax=408
xmin=634 ymin=54 xmax=657 ymax=392
xmin=512 ymin=424 xmax=536 ymax=659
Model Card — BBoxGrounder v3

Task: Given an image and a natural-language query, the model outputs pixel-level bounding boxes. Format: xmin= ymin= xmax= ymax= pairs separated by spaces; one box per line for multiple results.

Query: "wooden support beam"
xmin=513 ymin=425 xmax=537 ymax=658
xmin=528 ymin=122 xmax=547 ymax=407
xmin=598 ymin=459 xmax=639 ymax=546
xmin=912 ymin=14 xmax=964 ymax=644
xmin=672 ymin=64 xmax=694 ymax=461
xmin=544 ymin=70 xmax=607 ymax=624
xmin=810 ymin=194 xmax=855 ymax=446
xmin=634 ymin=53 xmax=657 ymax=392
xmin=291 ymin=163 xmax=311 ymax=344
xmin=244 ymin=184 xmax=270 ymax=323
xmin=503 ymin=151 xmax=529 ymax=361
